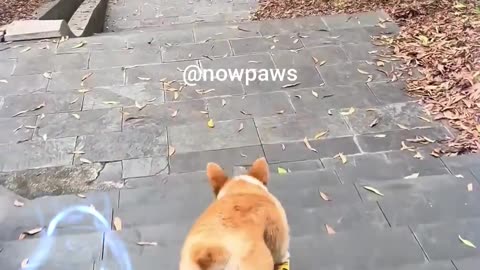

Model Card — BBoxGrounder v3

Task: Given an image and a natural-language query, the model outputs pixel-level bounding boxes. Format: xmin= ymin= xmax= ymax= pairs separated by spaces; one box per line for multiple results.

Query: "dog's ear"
xmin=206 ymin=162 xmax=229 ymax=195
xmin=248 ymin=157 xmax=269 ymax=185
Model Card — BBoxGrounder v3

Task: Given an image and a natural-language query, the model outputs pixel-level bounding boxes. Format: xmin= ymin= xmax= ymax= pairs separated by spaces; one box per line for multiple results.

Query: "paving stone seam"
xmin=408 ymin=225 xmax=431 ymax=262
xmin=375 ymin=200 xmax=393 ymax=228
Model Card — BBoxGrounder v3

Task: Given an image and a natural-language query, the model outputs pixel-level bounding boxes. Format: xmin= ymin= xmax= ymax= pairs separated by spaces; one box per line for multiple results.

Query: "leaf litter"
xmin=252 ymin=0 xmax=480 ymax=156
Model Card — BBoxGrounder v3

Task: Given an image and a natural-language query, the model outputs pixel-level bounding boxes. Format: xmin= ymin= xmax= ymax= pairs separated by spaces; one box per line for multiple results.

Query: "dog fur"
xmin=179 ymin=157 xmax=290 ymax=270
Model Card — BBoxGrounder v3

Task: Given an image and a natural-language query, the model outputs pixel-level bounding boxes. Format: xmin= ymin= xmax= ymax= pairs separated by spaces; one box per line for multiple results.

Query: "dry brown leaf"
xmin=282 ymin=82 xmax=300 ymax=88
xmin=137 ymin=77 xmax=151 ymax=81
xmin=325 ymin=224 xmax=336 ymax=235
xmin=14 ymin=200 xmax=24 ymax=207
xmin=396 ymin=123 xmax=409 ymax=130
xmin=72 ymin=41 xmax=87 ymax=49
xmin=369 ymin=117 xmax=380 ymax=127
xmin=43 ymin=72 xmax=52 ymax=79
xmin=467 ymin=183 xmax=473 ymax=192
xmin=319 ymin=191 xmax=331 ymax=201
xmin=318 ymin=60 xmax=327 ymax=66
xmin=168 ymin=146 xmax=176 ymax=157
xmin=113 ymin=217 xmax=122 ymax=231
xmin=173 ymin=92 xmax=179 ymax=100
xmin=303 ymin=137 xmax=317 ymax=152
xmin=81 ymin=72 xmax=93 ymax=82
xmin=281 ymin=144 xmax=286 ymax=151
xmin=238 ymin=122 xmax=244 ymax=132
xmin=25 ymin=227 xmax=43 ymax=235
xmin=20 ymin=47 xmax=31 ymax=53
xmin=221 ymin=99 xmax=227 ymax=107
xmin=76 ymin=194 xmax=87 ymax=198
xmin=276 ymin=110 xmax=285 ymax=114
xmin=79 ymin=158 xmax=93 ymax=164
xmin=418 ymin=116 xmax=431 ymax=123
xmin=413 ymin=152 xmax=424 ymax=160
xmin=71 ymin=113 xmax=80 ymax=120
xmin=311 ymin=90 xmax=319 ymax=98
xmin=314 ymin=130 xmax=329 ymax=139
xmin=363 ymin=186 xmax=384 ymax=196
xmin=357 ymin=68 xmax=369 ymax=75
xmin=334 ymin=153 xmax=347 ymax=164
xmin=171 ymin=109 xmax=179 ymax=118
xmin=312 ymin=56 xmax=319 ymax=64
xmin=21 ymin=258 xmax=29 ymax=269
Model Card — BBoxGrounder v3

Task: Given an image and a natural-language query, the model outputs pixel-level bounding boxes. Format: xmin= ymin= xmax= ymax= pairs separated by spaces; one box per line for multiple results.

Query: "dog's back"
xmin=179 ymin=159 xmax=290 ymax=270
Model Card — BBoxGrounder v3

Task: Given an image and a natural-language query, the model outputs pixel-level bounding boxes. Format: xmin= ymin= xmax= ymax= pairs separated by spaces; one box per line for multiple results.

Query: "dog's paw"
xmin=275 ymin=260 xmax=289 ymax=270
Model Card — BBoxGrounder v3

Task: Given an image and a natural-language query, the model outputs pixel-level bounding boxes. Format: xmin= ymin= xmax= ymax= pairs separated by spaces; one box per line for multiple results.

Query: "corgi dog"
xmin=179 ymin=157 xmax=290 ymax=270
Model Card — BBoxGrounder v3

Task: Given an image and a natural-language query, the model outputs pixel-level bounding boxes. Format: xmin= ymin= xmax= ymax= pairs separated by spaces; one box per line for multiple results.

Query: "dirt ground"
xmin=0 ymin=0 xmax=47 ymax=27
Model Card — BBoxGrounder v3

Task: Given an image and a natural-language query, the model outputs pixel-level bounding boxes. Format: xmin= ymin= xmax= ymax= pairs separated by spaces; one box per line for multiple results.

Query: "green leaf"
xmin=277 ymin=167 xmax=288 ymax=175
xmin=459 ymin=235 xmax=477 ymax=248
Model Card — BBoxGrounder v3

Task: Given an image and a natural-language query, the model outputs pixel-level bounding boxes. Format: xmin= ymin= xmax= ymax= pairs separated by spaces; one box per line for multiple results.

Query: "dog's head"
xmin=206 ymin=157 xmax=270 ymax=199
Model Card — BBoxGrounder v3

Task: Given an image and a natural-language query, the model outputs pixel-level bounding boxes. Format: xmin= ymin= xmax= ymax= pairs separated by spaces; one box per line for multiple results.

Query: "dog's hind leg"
xmin=238 ymin=242 xmax=274 ymax=270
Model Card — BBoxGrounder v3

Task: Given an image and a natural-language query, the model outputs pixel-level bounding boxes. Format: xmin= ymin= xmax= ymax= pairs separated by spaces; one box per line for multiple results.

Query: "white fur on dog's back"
xmin=217 ymin=174 xmax=267 ymax=199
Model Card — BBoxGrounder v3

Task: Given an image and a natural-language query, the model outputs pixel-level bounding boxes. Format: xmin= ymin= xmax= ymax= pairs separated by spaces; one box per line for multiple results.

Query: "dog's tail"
xmin=190 ymin=243 xmax=229 ymax=270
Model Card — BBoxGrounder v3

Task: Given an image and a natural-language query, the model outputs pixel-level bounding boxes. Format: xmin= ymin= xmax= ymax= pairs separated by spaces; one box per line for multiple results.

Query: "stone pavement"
xmin=1 ymin=8 xmax=480 ymax=270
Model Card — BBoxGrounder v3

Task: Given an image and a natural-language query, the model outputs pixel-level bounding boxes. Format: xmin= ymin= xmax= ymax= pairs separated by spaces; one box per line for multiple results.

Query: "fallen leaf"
xmin=270 ymin=45 xmax=276 ymax=49
xmin=312 ymin=56 xmax=319 ymax=64
xmin=376 ymin=61 xmax=385 ymax=67
xmin=363 ymin=186 xmax=384 ymax=196
xmin=303 ymin=137 xmax=317 ymax=152
xmin=340 ymin=107 xmax=355 ymax=116
xmin=71 ymin=113 xmax=80 ymax=119
xmin=103 ymin=101 xmax=119 ymax=105
xmin=325 ymin=224 xmax=336 ymax=235
xmin=404 ymin=173 xmax=419 ymax=179
xmin=418 ymin=116 xmax=431 ymax=123
xmin=78 ymin=89 xmax=90 ymax=93
xmin=76 ymin=194 xmax=86 ymax=198
xmin=72 ymin=41 xmax=87 ymax=49
xmin=168 ymin=146 xmax=176 ymax=157
xmin=221 ymin=99 xmax=227 ymax=107
xmin=240 ymin=110 xmax=251 ymax=115
xmin=335 ymin=153 xmax=347 ymax=164
xmin=20 ymin=47 xmax=31 ymax=53
xmin=21 ymin=258 xmax=29 ymax=268
xmin=173 ymin=92 xmax=179 ymax=100
xmin=199 ymin=110 xmax=208 ymax=114
xmin=319 ymin=191 xmax=331 ymax=201
xmin=81 ymin=72 xmax=93 ymax=82
xmin=136 ymin=241 xmax=158 ymax=246
xmin=318 ymin=60 xmax=327 ymax=66
xmin=43 ymin=72 xmax=52 ymax=79
xmin=79 ymin=158 xmax=93 ymax=164
xmin=69 ymin=97 xmax=79 ymax=104
xmin=0 ymin=79 xmax=8 ymax=83
xmin=12 ymin=110 xmax=29 ymax=117
xmin=311 ymin=90 xmax=319 ymax=98
xmin=458 ymin=235 xmax=476 ymax=248
xmin=277 ymin=167 xmax=288 ymax=175
xmin=171 ymin=109 xmax=179 ymax=118
xmin=25 ymin=227 xmax=43 ymax=235
xmin=238 ymin=122 xmax=244 ymax=132
xmin=374 ymin=134 xmax=386 ymax=138
xmin=282 ymin=82 xmax=300 ymax=88
xmin=396 ymin=123 xmax=409 ymax=130
xmin=276 ymin=110 xmax=285 ymax=114
xmin=281 ymin=144 xmax=286 ymax=151
xmin=137 ymin=77 xmax=151 ymax=81
xmin=401 ymin=141 xmax=415 ymax=151
xmin=467 ymin=183 xmax=473 ymax=192
xmin=207 ymin=119 xmax=215 ymax=128
xmin=357 ymin=68 xmax=369 ymax=75
xmin=113 ymin=217 xmax=122 ymax=231
xmin=413 ymin=152 xmax=424 ymax=160
xmin=314 ymin=130 xmax=329 ymax=139
xmin=41 ymin=134 xmax=48 ymax=141
xmin=14 ymin=200 xmax=24 ymax=207
xmin=369 ymin=117 xmax=380 ymax=127
xmin=135 ymin=101 xmax=147 ymax=110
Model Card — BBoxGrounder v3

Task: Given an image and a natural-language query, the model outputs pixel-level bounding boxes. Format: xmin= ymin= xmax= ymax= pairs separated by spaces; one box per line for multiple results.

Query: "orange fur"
xmin=179 ymin=158 xmax=290 ymax=270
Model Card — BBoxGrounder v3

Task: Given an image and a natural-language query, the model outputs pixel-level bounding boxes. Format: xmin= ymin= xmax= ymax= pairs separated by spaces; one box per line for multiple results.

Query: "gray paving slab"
xmin=161 ymin=40 xmax=232 ymax=62
xmin=454 ymin=257 xmax=480 ymax=270
xmin=75 ymin=127 xmax=167 ymax=163
xmin=230 ymin=35 xmax=303 ymax=55
xmin=0 ymin=74 xmax=48 ymax=96
xmin=169 ymin=145 xmax=264 ymax=173
xmin=0 ymin=116 xmax=37 ymax=145
xmin=263 ymin=136 xmax=360 ymax=163
xmin=194 ymin=22 xmax=261 ymax=42
xmin=168 ymin=118 xmax=260 ymax=153
xmin=12 ymin=53 xmax=89 ymax=76
xmin=122 ymin=99 xmax=208 ymax=130
xmin=122 ymin=156 xmax=169 ymax=178
xmin=288 ymin=84 xmax=380 ymax=116
xmin=0 ymin=232 xmax=102 ymax=270
xmin=386 ymin=261 xmax=456 ymax=270
xmin=125 ymin=61 xmax=196 ymax=84
xmin=164 ymin=79 xmax=244 ymax=101
xmin=268 ymin=159 xmax=324 ymax=173
xmin=258 ymin=16 xmax=328 ymax=35
xmin=0 ymin=137 xmax=75 ymax=172
xmin=48 ymin=68 xmax=125 ymax=92
xmin=0 ymin=59 xmax=16 ymax=76
xmin=290 ymin=227 xmax=426 ymax=270
xmin=412 ymin=218 xmax=480 ymax=261
xmin=206 ymin=91 xmax=295 ymax=121
xmin=322 ymin=10 xmax=391 ymax=29
xmin=368 ymin=81 xmax=413 ymax=104
xmin=89 ymin=50 xmax=163 ymax=69
xmin=83 ymin=83 xmax=165 ymax=110
xmin=255 ymin=113 xmax=352 ymax=144
xmin=0 ymin=91 xmax=83 ymax=118
xmin=38 ymin=108 xmax=122 ymax=139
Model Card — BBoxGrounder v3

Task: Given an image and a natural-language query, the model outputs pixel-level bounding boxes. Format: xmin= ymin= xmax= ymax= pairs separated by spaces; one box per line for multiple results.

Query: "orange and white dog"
xmin=179 ymin=157 xmax=290 ymax=270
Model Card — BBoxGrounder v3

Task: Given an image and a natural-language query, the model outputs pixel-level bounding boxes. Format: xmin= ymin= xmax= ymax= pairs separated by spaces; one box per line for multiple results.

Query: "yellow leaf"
xmin=277 ymin=167 xmax=288 ymax=175
xmin=417 ymin=35 xmax=429 ymax=46
xmin=276 ymin=260 xmax=289 ymax=270
xmin=340 ymin=107 xmax=355 ymax=116
xmin=113 ymin=217 xmax=122 ymax=231
xmin=476 ymin=125 xmax=480 ymax=133
xmin=458 ymin=235 xmax=476 ymax=248
xmin=363 ymin=186 xmax=384 ymax=196
xmin=207 ymin=119 xmax=215 ymax=128
xmin=314 ymin=130 xmax=329 ymax=139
